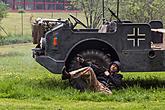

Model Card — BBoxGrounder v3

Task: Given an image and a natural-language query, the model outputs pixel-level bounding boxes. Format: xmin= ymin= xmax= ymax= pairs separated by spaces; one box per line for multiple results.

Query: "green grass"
xmin=0 ymin=98 xmax=165 ymax=110
xmin=0 ymin=12 xmax=85 ymax=36
xmin=0 ymin=43 xmax=165 ymax=109
xmin=0 ymin=12 xmax=85 ymax=45
xmin=0 ymin=34 xmax=31 ymax=45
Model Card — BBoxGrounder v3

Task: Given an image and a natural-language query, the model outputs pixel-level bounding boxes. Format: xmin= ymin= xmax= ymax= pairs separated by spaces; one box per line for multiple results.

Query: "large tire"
xmin=67 ymin=49 xmax=111 ymax=91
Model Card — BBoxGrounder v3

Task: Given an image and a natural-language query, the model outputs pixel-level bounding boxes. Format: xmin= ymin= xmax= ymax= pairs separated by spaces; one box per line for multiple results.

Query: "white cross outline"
xmin=127 ymin=28 xmax=146 ymax=47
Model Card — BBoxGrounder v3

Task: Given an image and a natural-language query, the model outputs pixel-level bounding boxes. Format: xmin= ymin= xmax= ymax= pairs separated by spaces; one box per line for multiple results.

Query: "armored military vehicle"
xmin=32 ymin=1 xmax=165 ymax=74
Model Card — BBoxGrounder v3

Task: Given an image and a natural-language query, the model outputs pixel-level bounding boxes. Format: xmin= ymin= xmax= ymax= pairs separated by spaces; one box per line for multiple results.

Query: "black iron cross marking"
xmin=127 ymin=28 xmax=145 ymax=47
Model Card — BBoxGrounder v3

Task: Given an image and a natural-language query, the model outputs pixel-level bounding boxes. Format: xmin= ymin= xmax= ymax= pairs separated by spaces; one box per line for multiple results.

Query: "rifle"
xmin=108 ymin=8 xmax=122 ymax=23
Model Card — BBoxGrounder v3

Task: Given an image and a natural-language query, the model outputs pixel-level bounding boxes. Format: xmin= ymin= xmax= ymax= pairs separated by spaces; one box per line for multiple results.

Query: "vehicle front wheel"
xmin=67 ymin=49 xmax=111 ymax=91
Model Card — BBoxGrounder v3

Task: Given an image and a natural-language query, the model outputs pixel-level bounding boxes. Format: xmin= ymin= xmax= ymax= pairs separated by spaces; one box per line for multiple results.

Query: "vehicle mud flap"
xmin=35 ymin=56 xmax=64 ymax=74
xmin=163 ymin=51 xmax=165 ymax=67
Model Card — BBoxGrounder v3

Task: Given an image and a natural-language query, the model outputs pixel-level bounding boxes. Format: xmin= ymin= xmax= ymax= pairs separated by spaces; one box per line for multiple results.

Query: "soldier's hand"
xmin=76 ymin=54 xmax=84 ymax=63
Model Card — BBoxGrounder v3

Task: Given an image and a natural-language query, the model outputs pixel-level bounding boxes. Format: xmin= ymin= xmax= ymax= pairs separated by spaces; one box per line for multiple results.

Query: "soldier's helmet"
xmin=108 ymin=21 xmax=117 ymax=32
xmin=109 ymin=61 xmax=121 ymax=73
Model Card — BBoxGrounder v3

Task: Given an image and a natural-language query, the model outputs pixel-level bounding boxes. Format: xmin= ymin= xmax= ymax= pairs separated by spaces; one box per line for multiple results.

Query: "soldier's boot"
xmin=61 ymin=67 xmax=71 ymax=80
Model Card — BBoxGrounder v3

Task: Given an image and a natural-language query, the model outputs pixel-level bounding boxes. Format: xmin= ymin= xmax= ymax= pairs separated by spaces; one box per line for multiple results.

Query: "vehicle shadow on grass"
xmin=123 ymin=78 xmax=165 ymax=89
xmin=29 ymin=76 xmax=165 ymax=90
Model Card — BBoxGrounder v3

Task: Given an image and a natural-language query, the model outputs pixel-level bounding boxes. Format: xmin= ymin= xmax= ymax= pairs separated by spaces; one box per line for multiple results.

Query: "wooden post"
xmin=63 ymin=0 xmax=65 ymax=10
xmin=18 ymin=10 xmax=25 ymax=36
xmin=102 ymin=0 xmax=104 ymax=20
xmin=117 ymin=0 xmax=119 ymax=21
xmin=24 ymin=0 xmax=26 ymax=10
xmin=33 ymin=0 xmax=36 ymax=10
xmin=44 ymin=0 xmax=46 ymax=10
xmin=89 ymin=0 xmax=93 ymax=28
xmin=13 ymin=0 xmax=16 ymax=10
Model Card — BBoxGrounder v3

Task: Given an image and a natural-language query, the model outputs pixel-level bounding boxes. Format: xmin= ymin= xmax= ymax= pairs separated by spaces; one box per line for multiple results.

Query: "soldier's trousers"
xmin=69 ymin=67 xmax=112 ymax=95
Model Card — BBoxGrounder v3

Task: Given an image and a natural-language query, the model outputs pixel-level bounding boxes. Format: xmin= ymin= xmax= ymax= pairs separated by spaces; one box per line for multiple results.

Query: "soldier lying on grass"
xmin=62 ymin=56 xmax=123 ymax=95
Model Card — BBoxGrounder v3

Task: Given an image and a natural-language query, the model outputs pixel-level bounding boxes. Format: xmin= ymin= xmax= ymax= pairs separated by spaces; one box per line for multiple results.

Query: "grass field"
xmin=0 ymin=43 xmax=165 ymax=110
xmin=0 ymin=12 xmax=85 ymax=45
xmin=0 ymin=12 xmax=85 ymax=36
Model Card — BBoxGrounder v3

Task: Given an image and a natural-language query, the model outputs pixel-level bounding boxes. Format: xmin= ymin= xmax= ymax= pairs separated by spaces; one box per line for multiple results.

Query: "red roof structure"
xmin=4 ymin=0 xmax=79 ymax=12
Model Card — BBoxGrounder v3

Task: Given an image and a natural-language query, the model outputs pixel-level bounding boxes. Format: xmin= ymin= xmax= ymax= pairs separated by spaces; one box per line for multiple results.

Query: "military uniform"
xmin=62 ymin=57 xmax=123 ymax=95
xmin=69 ymin=67 xmax=112 ymax=95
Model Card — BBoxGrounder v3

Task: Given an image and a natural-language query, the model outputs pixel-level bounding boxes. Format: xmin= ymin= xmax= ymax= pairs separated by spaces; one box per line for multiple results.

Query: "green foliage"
xmin=0 ymin=2 xmax=7 ymax=22
xmin=75 ymin=0 xmax=165 ymax=27
xmin=119 ymin=0 xmax=165 ymax=23
xmin=73 ymin=0 xmax=104 ymax=28
xmin=0 ymin=34 xmax=31 ymax=46
xmin=0 ymin=2 xmax=7 ymax=36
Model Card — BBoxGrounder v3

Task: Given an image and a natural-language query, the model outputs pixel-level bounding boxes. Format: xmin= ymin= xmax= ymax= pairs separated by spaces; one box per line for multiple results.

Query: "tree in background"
xmin=72 ymin=0 xmax=107 ymax=28
xmin=72 ymin=0 xmax=165 ymax=28
xmin=119 ymin=0 xmax=165 ymax=23
xmin=0 ymin=2 xmax=7 ymax=22
xmin=0 ymin=2 xmax=7 ymax=36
